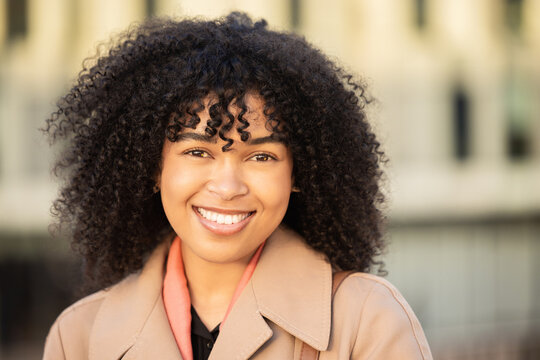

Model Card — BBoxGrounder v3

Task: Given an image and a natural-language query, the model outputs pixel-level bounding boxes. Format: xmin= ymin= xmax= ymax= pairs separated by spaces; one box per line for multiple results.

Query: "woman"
xmin=43 ymin=12 xmax=432 ymax=359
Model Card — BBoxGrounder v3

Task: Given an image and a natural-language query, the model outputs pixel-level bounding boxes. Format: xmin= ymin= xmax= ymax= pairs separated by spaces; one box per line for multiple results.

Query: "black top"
xmin=191 ymin=306 xmax=220 ymax=360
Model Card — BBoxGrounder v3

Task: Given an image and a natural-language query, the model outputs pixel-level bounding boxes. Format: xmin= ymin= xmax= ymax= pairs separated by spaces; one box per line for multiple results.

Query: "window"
xmin=504 ymin=0 xmax=523 ymax=34
xmin=505 ymin=73 xmax=531 ymax=159
xmin=6 ymin=0 xmax=28 ymax=43
xmin=290 ymin=0 xmax=301 ymax=30
xmin=508 ymin=123 xmax=530 ymax=159
xmin=414 ymin=0 xmax=427 ymax=30
xmin=452 ymin=85 xmax=470 ymax=160
xmin=145 ymin=0 xmax=156 ymax=18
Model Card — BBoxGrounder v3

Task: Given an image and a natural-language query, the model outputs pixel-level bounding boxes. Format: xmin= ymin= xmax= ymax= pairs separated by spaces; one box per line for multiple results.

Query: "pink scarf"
xmin=163 ymin=237 xmax=265 ymax=360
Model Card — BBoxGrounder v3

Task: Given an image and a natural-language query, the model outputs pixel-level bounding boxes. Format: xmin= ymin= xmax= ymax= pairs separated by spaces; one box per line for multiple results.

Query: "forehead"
xmin=209 ymin=92 xmax=265 ymax=119
xmin=186 ymin=92 xmax=272 ymax=135
xmin=166 ymin=91 xmax=289 ymax=152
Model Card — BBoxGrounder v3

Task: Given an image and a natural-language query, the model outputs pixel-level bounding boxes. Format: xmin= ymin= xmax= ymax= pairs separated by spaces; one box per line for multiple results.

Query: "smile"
xmin=193 ymin=206 xmax=255 ymax=236
xmin=195 ymin=207 xmax=253 ymax=224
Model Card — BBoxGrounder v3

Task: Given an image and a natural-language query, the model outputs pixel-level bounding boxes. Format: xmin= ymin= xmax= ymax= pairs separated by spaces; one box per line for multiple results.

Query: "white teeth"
xmin=197 ymin=208 xmax=250 ymax=225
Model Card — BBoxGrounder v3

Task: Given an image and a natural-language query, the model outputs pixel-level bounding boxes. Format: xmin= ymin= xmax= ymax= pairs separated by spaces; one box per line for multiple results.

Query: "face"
xmin=159 ymin=93 xmax=293 ymax=266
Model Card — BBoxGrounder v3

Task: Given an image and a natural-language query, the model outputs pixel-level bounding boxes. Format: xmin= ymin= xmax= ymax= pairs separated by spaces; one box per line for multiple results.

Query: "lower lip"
xmin=193 ymin=207 xmax=254 ymax=236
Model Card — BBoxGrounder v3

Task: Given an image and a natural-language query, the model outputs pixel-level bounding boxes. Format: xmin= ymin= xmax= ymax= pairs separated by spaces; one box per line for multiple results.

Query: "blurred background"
xmin=0 ymin=0 xmax=539 ymax=359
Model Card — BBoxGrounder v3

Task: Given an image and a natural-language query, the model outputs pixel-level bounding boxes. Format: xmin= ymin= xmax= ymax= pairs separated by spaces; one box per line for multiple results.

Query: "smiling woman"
xmin=160 ymin=94 xmax=293 ymax=268
xmin=42 ymin=12 xmax=432 ymax=360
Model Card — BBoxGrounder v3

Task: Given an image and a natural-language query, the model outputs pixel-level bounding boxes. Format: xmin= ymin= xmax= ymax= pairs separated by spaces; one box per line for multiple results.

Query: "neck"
xmin=181 ymin=242 xmax=252 ymax=330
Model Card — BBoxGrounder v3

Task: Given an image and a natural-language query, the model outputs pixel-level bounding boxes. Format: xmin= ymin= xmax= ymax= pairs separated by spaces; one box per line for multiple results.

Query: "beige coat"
xmin=43 ymin=227 xmax=433 ymax=359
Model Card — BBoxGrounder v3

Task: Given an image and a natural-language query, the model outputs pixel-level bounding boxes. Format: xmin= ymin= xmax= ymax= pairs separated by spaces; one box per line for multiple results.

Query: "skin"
xmin=158 ymin=93 xmax=294 ymax=329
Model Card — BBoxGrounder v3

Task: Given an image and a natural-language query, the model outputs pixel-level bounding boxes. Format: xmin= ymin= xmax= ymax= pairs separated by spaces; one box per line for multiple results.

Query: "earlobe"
xmin=153 ymin=173 xmax=161 ymax=194
xmin=291 ymin=174 xmax=300 ymax=193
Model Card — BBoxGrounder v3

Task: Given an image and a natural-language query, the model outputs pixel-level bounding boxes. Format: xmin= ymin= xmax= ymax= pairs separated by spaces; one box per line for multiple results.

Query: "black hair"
xmin=44 ymin=12 xmax=386 ymax=292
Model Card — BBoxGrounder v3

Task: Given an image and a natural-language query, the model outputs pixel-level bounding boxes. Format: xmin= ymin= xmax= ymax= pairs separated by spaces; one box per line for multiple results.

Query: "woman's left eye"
xmin=250 ymin=153 xmax=276 ymax=162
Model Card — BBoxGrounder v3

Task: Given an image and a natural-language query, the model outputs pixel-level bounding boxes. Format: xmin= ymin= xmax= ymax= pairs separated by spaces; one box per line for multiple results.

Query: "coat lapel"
xmin=209 ymin=280 xmax=273 ymax=359
xmin=121 ymin=295 xmax=182 ymax=359
xmin=251 ymin=227 xmax=333 ymax=351
xmin=212 ymin=227 xmax=333 ymax=359
xmin=88 ymin=241 xmax=181 ymax=360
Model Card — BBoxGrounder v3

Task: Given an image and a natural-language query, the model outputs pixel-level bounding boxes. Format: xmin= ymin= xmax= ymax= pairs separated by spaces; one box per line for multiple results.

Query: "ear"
xmin=291 ymin=176 xmax=300 ymax=193
xmin=290 ymin=171 xmax=299 ymax=192
xmin=153 ymin=171 xmax=161 ymax=193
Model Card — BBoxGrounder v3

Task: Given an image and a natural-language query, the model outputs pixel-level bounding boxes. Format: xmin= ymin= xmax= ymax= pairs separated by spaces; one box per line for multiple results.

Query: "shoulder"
xmin=43 ymin=275 xmax=136 ymax=360
xmin=43 ymin=289 xmax=106 ymax=360
xmin=331 ymin=273 xmax=433 ymax=359
xmin=54 ymin=287 xmax=110 ymax=331
xmin=335 ymin=273 xmax=419 ymax=323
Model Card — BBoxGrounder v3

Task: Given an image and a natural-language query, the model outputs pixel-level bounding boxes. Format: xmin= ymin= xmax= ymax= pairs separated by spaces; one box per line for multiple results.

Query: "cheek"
xmin=255 ymin=168 xmax=293 ymax=210
xmin=159 ymin=163 xmax=204 ymax=209
xmin=161 ymin=169 xmax=183 ymax=192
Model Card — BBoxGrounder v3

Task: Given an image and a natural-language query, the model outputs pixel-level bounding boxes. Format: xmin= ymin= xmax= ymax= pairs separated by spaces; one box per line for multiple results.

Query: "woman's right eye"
xmin=184 ymin=149 xmax=211 ymax=158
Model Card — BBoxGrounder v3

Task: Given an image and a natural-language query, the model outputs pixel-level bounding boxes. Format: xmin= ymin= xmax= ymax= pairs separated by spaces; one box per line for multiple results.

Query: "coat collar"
xmin=211 ymin=227 xmax=333 ymax=359
xmin=88 ymin=226 xmax=333 ymax=359
xmin=252 ymin=226 xmax=333 ymax=350
xmin=88 ymin=241 xmax=180 ymax=360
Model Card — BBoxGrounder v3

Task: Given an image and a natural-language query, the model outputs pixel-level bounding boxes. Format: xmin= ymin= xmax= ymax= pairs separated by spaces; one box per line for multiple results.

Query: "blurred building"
xmin=0 ymin=0 xmax=539 ymax=359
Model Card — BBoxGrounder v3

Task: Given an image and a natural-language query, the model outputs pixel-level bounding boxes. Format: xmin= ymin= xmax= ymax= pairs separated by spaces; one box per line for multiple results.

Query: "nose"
xmin=207 ymin=159 xmax=248 ymax=200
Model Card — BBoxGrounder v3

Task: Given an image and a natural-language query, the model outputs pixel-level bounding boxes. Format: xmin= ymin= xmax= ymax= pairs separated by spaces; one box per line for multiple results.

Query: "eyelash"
xmin=183 ymin=149 xmax=276 ymax=162
xmin=184 ymin=148 xmax=211 ymax=158
xmin=249 ymin=153 xmax=277 ymax=162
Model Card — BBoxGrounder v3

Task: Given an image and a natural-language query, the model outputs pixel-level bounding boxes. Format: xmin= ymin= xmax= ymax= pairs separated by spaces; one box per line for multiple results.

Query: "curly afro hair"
xmin=44 ymin=12 xmax=386 ymax=292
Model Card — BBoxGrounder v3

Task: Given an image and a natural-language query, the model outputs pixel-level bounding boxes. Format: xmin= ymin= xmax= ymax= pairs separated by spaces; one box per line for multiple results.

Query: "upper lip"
xmin=193 ymin=206 xmax=255 ymax=215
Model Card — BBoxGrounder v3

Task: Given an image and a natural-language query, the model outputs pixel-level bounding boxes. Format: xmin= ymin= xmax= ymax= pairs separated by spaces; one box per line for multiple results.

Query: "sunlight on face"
xmin=159 ymin=93 xmax=293 ymax=266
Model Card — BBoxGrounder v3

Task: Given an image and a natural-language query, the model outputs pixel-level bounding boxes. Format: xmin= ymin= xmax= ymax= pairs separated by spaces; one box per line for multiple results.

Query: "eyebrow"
xmin=248 ymin=135 xmax=285 ymax=145
xmin=175 ymin=133 xmax=218 ymax=143
xmin=175 ymin=133 xmax=285 ymax=145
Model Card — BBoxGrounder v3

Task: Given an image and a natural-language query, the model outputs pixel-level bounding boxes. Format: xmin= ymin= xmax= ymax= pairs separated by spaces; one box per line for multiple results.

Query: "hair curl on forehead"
xmin=44 ymin=12 xmax=386 ymax=292
xmin=166 ymin=92 xmax=287 ymax=152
